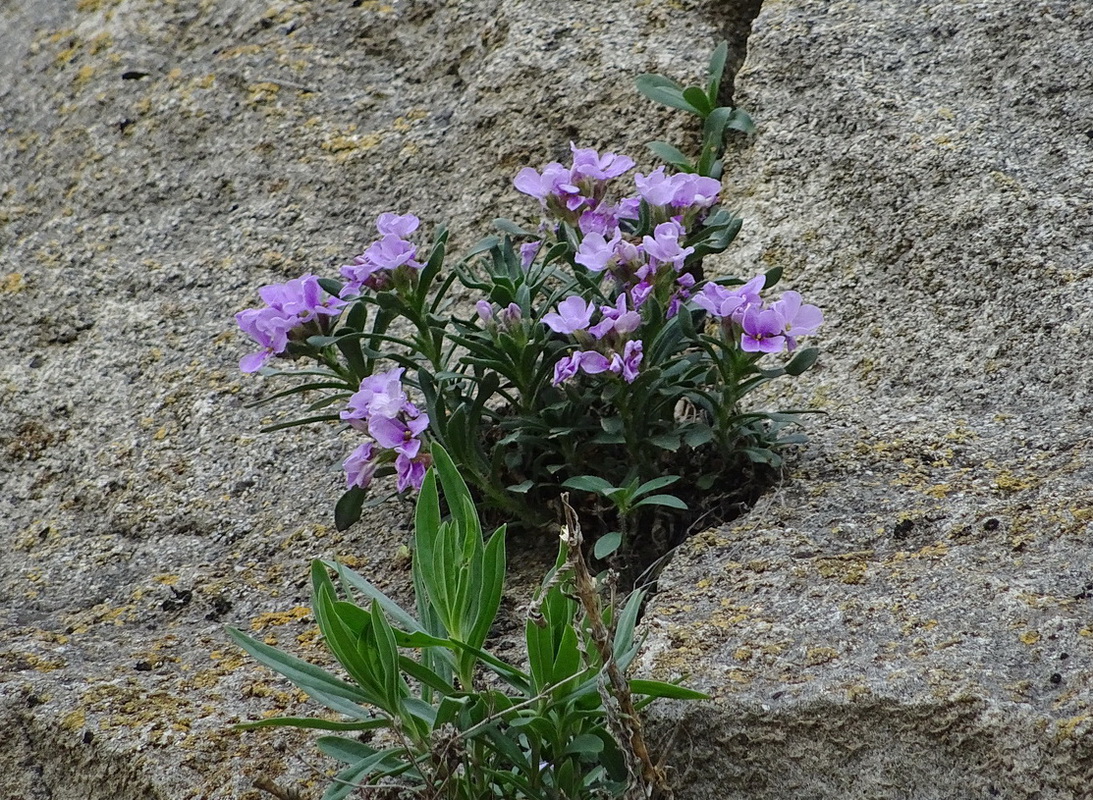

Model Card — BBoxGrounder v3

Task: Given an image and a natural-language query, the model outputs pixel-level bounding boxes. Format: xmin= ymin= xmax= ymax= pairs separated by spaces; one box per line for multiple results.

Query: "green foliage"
xmin=228 ymin=447 xmax=705 ymax=799
xmin=636 ymin=40 xmax=756 ymax=179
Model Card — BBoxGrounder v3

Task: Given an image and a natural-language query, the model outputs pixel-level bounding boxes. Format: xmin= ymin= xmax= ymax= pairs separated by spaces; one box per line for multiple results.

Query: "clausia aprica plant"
xmin=230 ymin=44 xmax=824 ymax=800
xmin=234 ymin=42 xmax=823 ymax=561
xmin=229 ymin=447 xmax=705 ymax=800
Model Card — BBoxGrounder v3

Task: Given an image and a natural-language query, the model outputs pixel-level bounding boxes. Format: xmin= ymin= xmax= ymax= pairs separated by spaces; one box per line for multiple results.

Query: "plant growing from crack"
xmin=233 ymin=43 xmax=822 ymax=561
xmin=230 ymin=446 xmax=704 ymax=800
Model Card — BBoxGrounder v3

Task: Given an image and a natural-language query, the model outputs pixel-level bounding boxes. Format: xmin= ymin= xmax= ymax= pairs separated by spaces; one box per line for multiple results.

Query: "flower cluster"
xmin=694 ymin=279 xmax=823 ymax=353
xmin=236 ymin=274 xmax=345 ymax=373
xmin=543 ymin=295 xmax=643 ymax=385
xmin=340 ymin=366 xmax=431 ymax=493
xmin=339 ymin=213 xmax=423 ymax=296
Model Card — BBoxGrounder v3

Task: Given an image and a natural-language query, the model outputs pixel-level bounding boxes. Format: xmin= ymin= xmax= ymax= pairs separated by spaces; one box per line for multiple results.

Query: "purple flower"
xmin=611 ymin=339 xmax=643 ymax=383
xmin=569 ymin=144 xmax=635 ymax=181
xmin=670 ymin=173 xmax=721 ymax=209
xmin=498 ymin=303 xmax=522 ymax=330
xmin=551 ymin=350 xmax=612 ymax=386
xmin=634 ymin=167 xmax=677 ymax=207
xmin=343 ymin=442 xmax=377 ymax=489
xmin=630 ymin=280 xmax=653 ymax=309
xmin=237 ymin=275 xmax=344 ymax=372
xmin=395 ymin=453 xmax=428 ymax=493
xmin=369 ymin=411 xmax=430 ymax=458
xmin=577 ymin=207 xmax=618 ymax=237
xmin=771 ymin=291 xmax=823 ymax=349
xmin=236 ymin=307 xmax=294 ymax=372
xmin=341 ymin=367 xmax=409 ymax=428
xmin=340 ymin=235 xmax=421 ymax=296
xmin=257 ymin=274 xmax=345 ymax=323
xmin=476 ymin=300 xmax=494 ymax=324
xmin=552 ymin=353 xmax=583 ymax=385
xmin=519 ymin=241 xmax=541 ymax=269
xmin=693 ymin=282 xmax=746 ymax=319
xmin=574 ymin=230 xmax=622 ymax=273
xmin=740 ymin=306 xmax=787 ymax=353
xmin=363 ymin=235 xmax=421 ymax=272
xmin=514 ymin=162 xmax=579 ymax=204
xmin=542 ymin=296 xmax=596 ymax=334
xmin=615 ymin=196 xmax=642 ymax=221
xmin=642 ymin=222 xmax=694 ymax=271
xmin=589 ymin=294 xmax=641 ymax=340
xmin=375 ymin=212 xmax=420 ymax=238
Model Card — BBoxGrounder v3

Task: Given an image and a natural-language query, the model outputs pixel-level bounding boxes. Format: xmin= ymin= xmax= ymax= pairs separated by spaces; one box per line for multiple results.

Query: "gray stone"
xmin=1 ymin=0 xmax=1090 ymax=798
xmin=640 ymin=1 xmax=1093 ymax=798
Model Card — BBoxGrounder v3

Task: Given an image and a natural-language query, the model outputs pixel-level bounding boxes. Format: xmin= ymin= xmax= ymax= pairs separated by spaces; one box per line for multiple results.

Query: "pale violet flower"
xmin=642 ymin=221 xmax=693 ymax=271
xmin=341 ymin=366 xmax=409 ymax=429
xmin=543 ymin=296 xmax=596 ymax=334
xmin=575 ymin=230 xmax=622 ymax=273
xmin=519 ymin=241 xmax=541 ymax=269
xmin=343 ymin=442 xmax=377 ymax=489
xmin=514 ymin=162 xmax=579 ymax=204
xmin=740 ymin=306 xmax=787 ymax=353
xmin=569 ymin=144 xmax=635 ymax=182
xmin=589 ymin=294 xmax=641 ymax=340
xmin=772 ymin=291 xmax=823 ymax=349
xmin=375 ymin=212 xmax=420 ymax=238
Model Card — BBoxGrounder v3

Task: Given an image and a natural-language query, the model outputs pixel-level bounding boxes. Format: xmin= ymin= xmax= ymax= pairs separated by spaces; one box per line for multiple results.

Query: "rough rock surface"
xmin=0 ymin=1 xmax=1089 ymax=800
xmin=639 ymin=1 xmax=1093 ymax=798
xmin=0 ymin=1 xmax=741 ymax=798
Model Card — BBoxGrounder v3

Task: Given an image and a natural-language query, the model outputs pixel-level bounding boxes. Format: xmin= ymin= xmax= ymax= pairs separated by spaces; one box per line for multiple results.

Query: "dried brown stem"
xmin=560 ymin=494 xmax=673 ymax=800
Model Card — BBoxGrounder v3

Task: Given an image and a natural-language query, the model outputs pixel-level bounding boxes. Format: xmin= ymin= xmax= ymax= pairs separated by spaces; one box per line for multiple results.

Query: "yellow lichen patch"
xmin=914 ymin=542 xmax=949 ymax=559
xmin=76 ymin=0 xmax=122 ymax=10
xmin=321 ymin=130 xmax=384 ymax=157
xmin=153 ymin=573 xmax=180 ymax=585
xmin=816 ymin=557 xmax=868 ymax=585
xmin=61 ymin=709 xmax=86 ymax=730
xmin=245 ymin=81 xmax=281 ymax=108
xmin=250 ymin=606 xmax=312 ymax=630
xmin=209 ymin=649 xmax=247 ymax=670
xmin=993 ymin=469 xmax=1036 ymax=493
xmin=11 ymin=652 xmax=67 ymax=672
xmin=1056 ymin=715 xmax=1090 ymax=741
xmin=804 ymin=647 xmax=839 ymax=666
xmin=1019 ymin=630 xmax=1041 ymax=645
xmin=88 ymin=33 xmax=112 ymax=55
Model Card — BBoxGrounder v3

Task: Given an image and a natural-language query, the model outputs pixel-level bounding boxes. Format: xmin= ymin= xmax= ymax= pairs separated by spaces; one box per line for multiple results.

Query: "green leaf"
xmin=260 ymin=413 xmax=341 ymax=433
xmin=682 ymin=85 xmax=714 ymax=117
xmin=763 ymin=265 xmax=783 ymax=289
xmin=633 ymin=475 xmax=681 ymax=497
xmin=649 ymin=433 xmax=681 ymax=452
xmin=593 ymin=531 xmax=622 ymax=560
xmin=506 ymin=480 xmax=535 ymax=494
xmin=334 ymin=487 xmax=366 ymax=532
xmin=465 ymin=236 xmax=501 ymax=258
xmin=494 ymin=218 xmax=533 ymax=236
xmin=784 ymin=346 xmax=819 ymax=376
xmin=682 ymin=424 xmax=715 ymax=448
xmin=706 ymin=41 xmax=729 ymax=103
xmin=724 ymin=107 xmax=756 ymax=134
xmin=645 ymin=140 xmax=692 ymax=171
xmin=225 ymin=627 xmax=369 ymax=705
xmin=629 ymin=678 xmax=709 ymax=701
xmin=316 ymin=735 xmax=382 ymax=764
xmin=565 ymin=733 xmax=605 ymax=756
xmin=633 ymin=494 xmax=689 ymax=511
xmin=562 ymin=475 xmax=615 ymax=495
xmin=235 ymin=716 xmax=388 ymax=732
xmin=316 ymin=277 xmax=345 ymax=297
xmin=634 ymin=74 xmax=701 ymax=115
